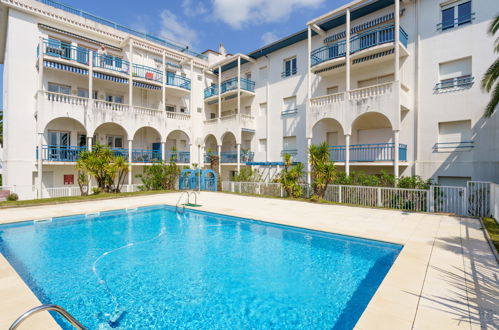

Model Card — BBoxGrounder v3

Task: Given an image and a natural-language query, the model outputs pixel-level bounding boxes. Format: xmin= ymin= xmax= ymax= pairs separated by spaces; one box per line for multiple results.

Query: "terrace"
xmin=311 ymin=23 xmax=409 ymax=71
xmin=37 ymin=145 xmax=191 ymax=164
xmin=39 ymin=39 xmax=191 ymax=92
xmin=204 ymin=77 xmax=256 ymax=100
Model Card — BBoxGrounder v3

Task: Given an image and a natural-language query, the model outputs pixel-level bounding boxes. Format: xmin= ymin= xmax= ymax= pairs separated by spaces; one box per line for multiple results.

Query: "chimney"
xmin=219 ymin=43 xmax=227 ymax=56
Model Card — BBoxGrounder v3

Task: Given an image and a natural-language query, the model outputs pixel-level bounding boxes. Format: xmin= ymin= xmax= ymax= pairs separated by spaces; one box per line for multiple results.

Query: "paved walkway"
xmin=0 ymin=192 xmax=497 ymax=329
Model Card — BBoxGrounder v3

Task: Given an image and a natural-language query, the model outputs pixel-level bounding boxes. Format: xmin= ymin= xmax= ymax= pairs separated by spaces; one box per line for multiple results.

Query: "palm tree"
xmin=309 ymin=142 xmax=336 ymax=199
xmin=482 ymin=15 xmax=499 ymax=117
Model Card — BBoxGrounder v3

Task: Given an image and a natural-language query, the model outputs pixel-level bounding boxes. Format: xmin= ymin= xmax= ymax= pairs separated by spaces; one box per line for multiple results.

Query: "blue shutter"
xmin=442 ymin=7 xmax=455 ymax=30
xmin=458 ymin=2 xmax=472 ymax=25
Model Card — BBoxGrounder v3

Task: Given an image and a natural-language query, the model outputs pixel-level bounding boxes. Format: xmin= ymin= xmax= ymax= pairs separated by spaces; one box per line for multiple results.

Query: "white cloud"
xmin=261 ymin=32 xmax=279 ymax=45
xmin=182 ymin=0 xmax=207 ymax=17
xmin=213 ymin=0 xmax=325 ymax=29
xmin=158 ymin=9 xmax=199 ymax=47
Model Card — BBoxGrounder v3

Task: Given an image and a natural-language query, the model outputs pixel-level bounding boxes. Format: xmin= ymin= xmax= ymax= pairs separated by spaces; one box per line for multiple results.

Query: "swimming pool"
xmin=0 ymin=205 xmax=402 ymax=329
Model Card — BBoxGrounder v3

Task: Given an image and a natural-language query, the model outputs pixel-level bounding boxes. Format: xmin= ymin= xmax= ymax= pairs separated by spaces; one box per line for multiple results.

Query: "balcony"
xmin=434 ymin=75 xmax=474 ymax=93
xmin=204 ymin=77 xmax=255 ymax=100
xmin=220 ymin=152 xmax=255 ymax=163
xmin=311 ymin=24 xmax=408 ymax=68
xmin=310 ymin=82 xmax=403 ymax=127
xmin=328 ymin=143 xmax=407 ymax=162
xmin=166 ymin=73 xmax=191 ymax=90
xmin=39 ymin=41 xmax=191 ymax=91
xmin=40 ymin=39 xmax=90 ymax=65
xmin=38 ymin=145 xmax=191 ymax=164
xmin=93 ymin=53 xmax=130 ymax=75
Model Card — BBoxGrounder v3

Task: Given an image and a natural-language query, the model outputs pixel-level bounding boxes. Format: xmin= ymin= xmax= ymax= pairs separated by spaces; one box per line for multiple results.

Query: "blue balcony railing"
xmin=166 ymin=73 xmax=191 ymax=90
xmin=311 ymin=24 xmax=408 ymax=67
xmin=220 ymin=152 xmax=255 ymax=163
xmin=165 ymin=151 xmax=190 ymax=163
xmin=36 ymin=0 xmax=207 ymax=60
xmin=38 ymin=145 xmax=87 ymax=162
xmin=204 ymin=85 xmax=219 ymax=98
xmin=132 ymin=64 xmax=163 ymax=83
xmin=205 ymin=77 xmax=256 ymax=98
xmin=131 ymin=149 xmax=162 ymax=163
xmin=328 ymin=143 xmax=407 ymax=162
xmin=435 ymin=75 xmax=474 ymax=91
xmin=41 ymin=38 xmax=90 ymax=65
xmin=93 ymin=53 xmax=130 ymax=74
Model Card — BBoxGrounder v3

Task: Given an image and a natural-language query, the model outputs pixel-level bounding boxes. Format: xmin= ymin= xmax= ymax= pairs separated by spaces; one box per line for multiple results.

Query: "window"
xmin=48 ymin=131 xmax=70 ymax=146
xmin=106 ymin=135 xmax=123 ymax=148
xmin=210 ymin=112 xmax=216 ymax=119
xmin=106 ymin=95 xmax=124 ymax=103
xmin=180 ymin=107 xmax=187 ymax=113
xmin=282 ymin=96 xmax=297 ymax=115
xmin=437 ymin=120 xmax=473 ymax=151
xmin=165 ymin=105 xmax=176 ymax=112
xmin=282 ymin=136 xmax=297 ymax=154
xmin=440 ymin=1 xmax=473 ymax=31
xmin=244 ymin=72 xmax=252 ymax=80
xmin=326 ymin=86 xmax=339 ymax=94
xmin=77 ymin=88 xmax=96 ymax=99
xmin=77 ymin=134 xmax=87 ymax=147
xmin=357 ymin=74 xmax=394 ymax=88
xmin=282 ymin=57 xmax=297 ymax=77
xmin=48 ymin=83 xmax=71 ymax=95
xmin=437 ymin=57 xmax=473 ymax=90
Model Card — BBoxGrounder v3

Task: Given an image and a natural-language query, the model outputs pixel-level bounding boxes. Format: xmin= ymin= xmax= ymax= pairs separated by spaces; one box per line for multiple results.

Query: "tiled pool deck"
xmin=0 ymin=192 xmax=497 ymax=329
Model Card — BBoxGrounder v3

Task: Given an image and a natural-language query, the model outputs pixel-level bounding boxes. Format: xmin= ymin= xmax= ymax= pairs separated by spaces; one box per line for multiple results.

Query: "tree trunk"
xmin=209 ymin=154 xmax=222 ymax=191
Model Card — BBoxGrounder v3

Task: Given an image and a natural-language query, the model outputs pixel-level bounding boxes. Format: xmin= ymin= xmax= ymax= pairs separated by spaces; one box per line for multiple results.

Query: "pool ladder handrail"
xmin=176 ymin=190 xmax=199 ymax=213
xmin=9 ymin=304 xmax=87 ymax=330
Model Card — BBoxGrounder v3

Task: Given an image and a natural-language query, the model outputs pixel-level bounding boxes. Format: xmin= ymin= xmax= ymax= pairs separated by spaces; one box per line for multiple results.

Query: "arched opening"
xmin=166 ymin=130 xmax=190 ymax=163
xmin=93 ymin=123 xmax=129 ymax=158
xmin=221 ymin=132 xmax=237 ymax=163
xmin=132 ymin=126 xmax=162 ymax=163
xmin=350 ymin=112 xmax=396 ymax=162
xmin=312 ymin=118 xmax=345 ymax=146
xmin=43 ymin=117 xmax=87 ymax=161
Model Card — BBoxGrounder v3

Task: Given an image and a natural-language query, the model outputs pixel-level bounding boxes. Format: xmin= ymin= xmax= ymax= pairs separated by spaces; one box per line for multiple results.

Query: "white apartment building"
xmin=0 ymin=0 xmax=498 ymax=199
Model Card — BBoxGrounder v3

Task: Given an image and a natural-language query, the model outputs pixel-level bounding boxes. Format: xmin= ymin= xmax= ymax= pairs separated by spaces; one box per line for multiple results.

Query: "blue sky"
xmin=0 ymin=0 xmax=351 ymax=109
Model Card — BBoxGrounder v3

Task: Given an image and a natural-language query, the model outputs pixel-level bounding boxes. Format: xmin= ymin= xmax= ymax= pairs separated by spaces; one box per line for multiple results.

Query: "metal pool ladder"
xmin=9 ymin=304 xmax=87 ymax=330
xmin=176 ymin=191 xmax=199 ymax=213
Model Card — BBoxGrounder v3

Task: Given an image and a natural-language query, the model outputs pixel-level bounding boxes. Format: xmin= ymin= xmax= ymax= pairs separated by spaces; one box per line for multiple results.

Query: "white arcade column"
xmin=345 ymin=134 xmax=351 ymax=176
xmin=306 ymin=137 xmax=312 ymax=184
xmin=37 ymin=133 xmax=43 ymax=199
xmin=128 ymin=139 xmax=133 ymax=189
xmin=393 ymin=130 xmax=400 ymax=178
xmin=236 ymin=143 xmax=241 ymax=173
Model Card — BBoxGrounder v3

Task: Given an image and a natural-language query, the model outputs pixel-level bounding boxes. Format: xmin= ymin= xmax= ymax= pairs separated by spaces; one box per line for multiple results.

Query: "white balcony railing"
xmin=94 ymin=100 xmax=129 ymax=112
xmin=166 ymin=112 xmax=190 ymax=120
xmin=310 ymin=92 xmax=345 ymax=107
xmin=43 ymin=91 xmax=88 ymax=106
xmin=349 ymin=82 xmax=393 ymax=100
xmin=132 ymin=105 xmax=162 ymax=116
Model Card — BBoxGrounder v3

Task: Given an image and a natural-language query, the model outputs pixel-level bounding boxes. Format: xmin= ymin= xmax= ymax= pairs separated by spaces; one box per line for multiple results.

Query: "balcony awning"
xmin=133 ymin=81 xmax=162 ymax=90
xmin=93 ymin=72 xmax=128 ymax=84
xmin=44 ymin=60 xmax=88 ymax=75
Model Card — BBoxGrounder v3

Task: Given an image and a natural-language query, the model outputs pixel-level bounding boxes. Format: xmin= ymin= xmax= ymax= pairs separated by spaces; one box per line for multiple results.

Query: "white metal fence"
xmin=222 ymin=181 xmax=499 ymax=218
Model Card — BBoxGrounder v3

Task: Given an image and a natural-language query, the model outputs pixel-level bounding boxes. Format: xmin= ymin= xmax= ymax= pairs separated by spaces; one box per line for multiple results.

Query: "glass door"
xmin=48 ymin=131 xmax=70 ymax=161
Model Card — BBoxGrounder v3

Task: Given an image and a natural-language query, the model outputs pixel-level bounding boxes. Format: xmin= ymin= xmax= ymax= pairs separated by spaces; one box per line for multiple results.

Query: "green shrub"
xmin=279 ymin=154 xmax=304 ymax=198
xmin=136 ymin=161 xmax=180 ymax=191
xmin=92 ymin=187 xmax=102 ymax=195
xmin=7 ymin=193 xmax=19 ymax=201
xmin=231 ymin=167 xmax=262 ymax=182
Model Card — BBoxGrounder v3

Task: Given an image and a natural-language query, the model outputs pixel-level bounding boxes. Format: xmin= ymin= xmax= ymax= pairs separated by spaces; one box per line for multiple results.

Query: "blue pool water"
xmin=0 ymin=205 xmax=401 ymax=329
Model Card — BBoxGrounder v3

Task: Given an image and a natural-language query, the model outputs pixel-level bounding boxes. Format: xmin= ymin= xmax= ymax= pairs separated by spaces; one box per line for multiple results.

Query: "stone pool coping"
xmin=0 ymin=192 xmax=497 ymax=329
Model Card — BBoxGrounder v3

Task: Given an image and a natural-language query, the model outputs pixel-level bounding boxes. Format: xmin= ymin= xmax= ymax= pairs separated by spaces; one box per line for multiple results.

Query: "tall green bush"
xmin=136 ymin=160 xmax=180 ymax=191
xmin=309 ymin=142 xmax=336 ymax=199
xmin=76 ymin=144 xmax=129 ymax=194
xmin=279 ymin=153 xmax=304 ymax=198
